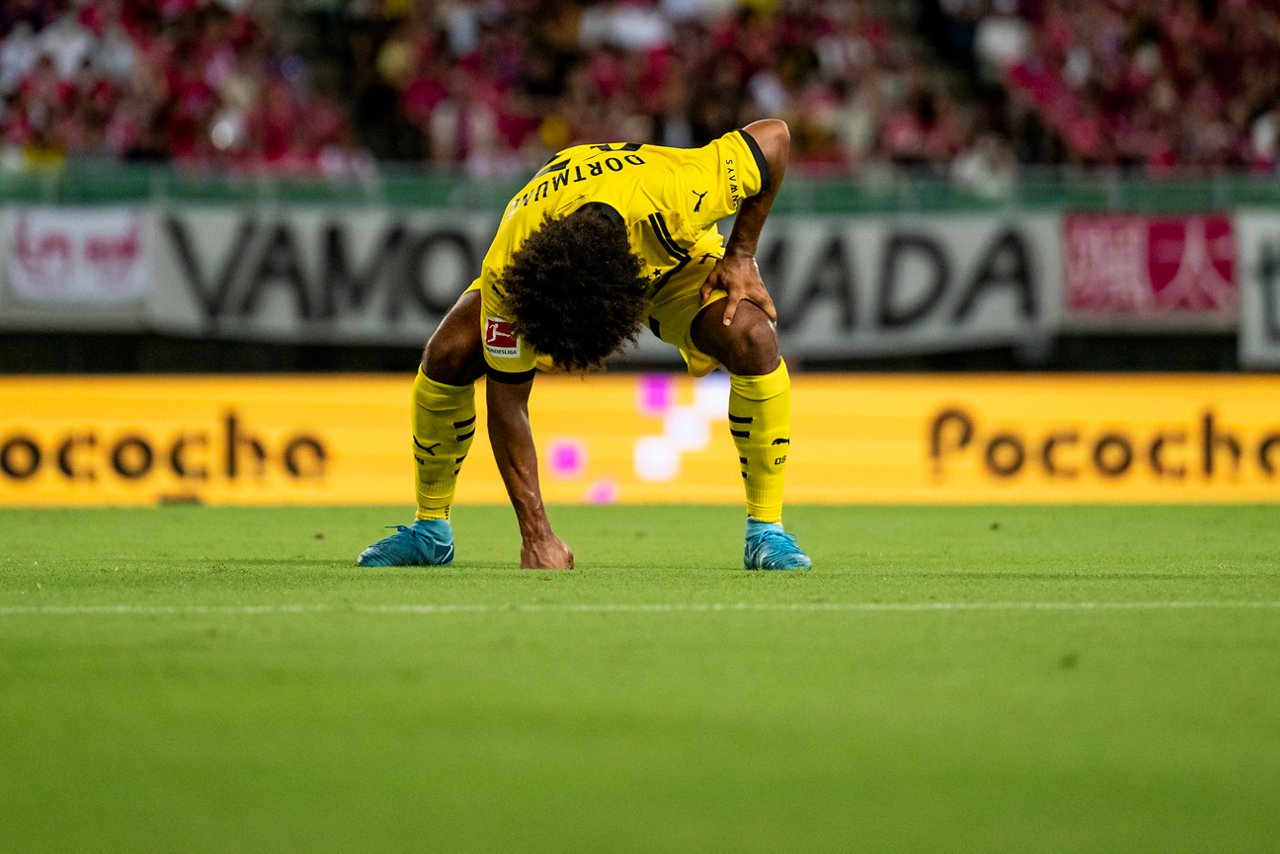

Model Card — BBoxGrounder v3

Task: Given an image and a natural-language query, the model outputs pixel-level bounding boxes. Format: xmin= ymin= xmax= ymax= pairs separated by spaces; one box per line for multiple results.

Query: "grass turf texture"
xmin=1 ymin=505 xmax=1278 ymax=853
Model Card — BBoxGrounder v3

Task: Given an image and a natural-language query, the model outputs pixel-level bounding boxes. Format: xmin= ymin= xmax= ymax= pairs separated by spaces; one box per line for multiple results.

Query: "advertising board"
xmin=144 ymin=208 xmax=1063 ymax=358
xmin=1237 ymin=211 xmax=1280 ymax=368
xmin=2 ymin=374 xmax=1277 ymax=507
xmin=4 ymin=206 xmax=149 ymax=305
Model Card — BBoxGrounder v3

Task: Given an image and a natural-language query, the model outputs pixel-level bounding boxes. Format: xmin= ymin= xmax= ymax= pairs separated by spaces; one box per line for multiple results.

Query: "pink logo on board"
xmin=9 ymin=208 xmax=147 ymax=303
xmin=1064 ymin=214 xmax=1237 ymax=317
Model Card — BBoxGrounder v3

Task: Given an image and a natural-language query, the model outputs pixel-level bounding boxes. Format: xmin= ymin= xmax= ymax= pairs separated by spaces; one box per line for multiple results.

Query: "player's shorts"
xmin=644 ymin=241 xmax=727 ymax=378
xmin=463 ymin=236 xmax=728 ymax=378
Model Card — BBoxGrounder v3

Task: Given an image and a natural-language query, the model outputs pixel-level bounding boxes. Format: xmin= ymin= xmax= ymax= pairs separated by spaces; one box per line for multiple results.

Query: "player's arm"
xmin=700 ymin=118 xmax=791 ymax=326
xmin=486 ymin=375 xmax=574 ymax=570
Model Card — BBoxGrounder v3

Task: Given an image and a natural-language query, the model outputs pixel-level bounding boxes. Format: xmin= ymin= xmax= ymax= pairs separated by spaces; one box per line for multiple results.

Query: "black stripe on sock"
xmin=728 ymin=414 xmax=753 ymax=423
xmin=738 ymin=456 xmax=748 ymax=464
xmin=455 ymin=454 xmax=468 ymax=463
xmin=453 ymin=415 xmax=476 ymax=428
xmin=456 ymin=429 xmax=476 ymax=442
xmin=730 ymin=429 xmax=750 ymax=438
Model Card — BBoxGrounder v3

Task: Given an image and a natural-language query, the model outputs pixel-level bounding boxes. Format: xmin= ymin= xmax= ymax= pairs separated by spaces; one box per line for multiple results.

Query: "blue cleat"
xmin=744 ymin=518 xmax=813 ymax=571
xmin=357 ymin=519 xmax=455 ymax=567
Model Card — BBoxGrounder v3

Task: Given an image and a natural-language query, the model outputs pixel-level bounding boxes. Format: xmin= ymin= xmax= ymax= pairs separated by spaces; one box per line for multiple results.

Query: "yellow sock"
xmin=728 ymin=359 xmax=791 ymax=524
xmin=411 ymin=367 xmax=476 ymax=521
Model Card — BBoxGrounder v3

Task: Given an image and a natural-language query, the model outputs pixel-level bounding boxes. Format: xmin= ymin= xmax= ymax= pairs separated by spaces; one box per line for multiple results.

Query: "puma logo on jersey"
xmin=692 ymin=189 xmax=708 ymax=212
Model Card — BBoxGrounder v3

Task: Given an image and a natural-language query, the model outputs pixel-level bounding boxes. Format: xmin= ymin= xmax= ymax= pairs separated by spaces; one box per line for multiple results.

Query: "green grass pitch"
xmin=1 ymin=504 xmax=1278 ymax=852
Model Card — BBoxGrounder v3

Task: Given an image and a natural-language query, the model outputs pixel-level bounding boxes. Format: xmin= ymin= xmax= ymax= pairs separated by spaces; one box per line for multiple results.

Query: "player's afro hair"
xmin=499 ymin=206 xmax=649 ymax=372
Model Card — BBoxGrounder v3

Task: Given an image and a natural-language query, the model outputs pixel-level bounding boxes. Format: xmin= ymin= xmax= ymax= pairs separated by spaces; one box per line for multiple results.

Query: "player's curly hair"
xmin=498 ymin=206 xmax=648 ymax=372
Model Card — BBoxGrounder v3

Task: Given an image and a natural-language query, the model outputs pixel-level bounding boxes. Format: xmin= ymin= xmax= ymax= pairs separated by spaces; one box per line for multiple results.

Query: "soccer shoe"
xmin=743 ymin=518 xmax=813 ymax=571
xmin=357 ymin=519 xmax=455 ymax=567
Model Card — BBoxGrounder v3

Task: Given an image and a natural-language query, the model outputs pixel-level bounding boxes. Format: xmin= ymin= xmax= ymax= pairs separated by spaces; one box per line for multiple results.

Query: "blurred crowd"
xmin=339 ymin=0 xmax=999 ymax=182
xmin=0 ymin=0 xmax=372 ymax=176
xmin=927 ymin=0 xmax=1280 ymax=172
xmin=2 ymin=0 xmax=1278 ymax=182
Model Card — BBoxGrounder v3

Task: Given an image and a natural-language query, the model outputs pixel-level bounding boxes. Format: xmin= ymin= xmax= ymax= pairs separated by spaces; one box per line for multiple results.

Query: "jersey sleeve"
xmin=477 ymin=250 xmax=538 ymax=382
xmin=665 ymin=129 xmax=771 ymax=236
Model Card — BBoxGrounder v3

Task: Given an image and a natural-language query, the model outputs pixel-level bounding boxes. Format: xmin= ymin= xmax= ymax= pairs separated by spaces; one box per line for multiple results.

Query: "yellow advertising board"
xmin=1 ymin=374 xmax=1278 ymax=507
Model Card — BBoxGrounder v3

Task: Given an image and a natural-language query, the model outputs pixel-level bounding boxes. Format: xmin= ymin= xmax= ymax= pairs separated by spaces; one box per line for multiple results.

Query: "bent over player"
xmin=358 ymin=119 xmax=811 ymax=570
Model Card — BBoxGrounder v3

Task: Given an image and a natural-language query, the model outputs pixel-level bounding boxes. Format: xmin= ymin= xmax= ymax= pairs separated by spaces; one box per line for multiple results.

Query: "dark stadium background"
xmin=1 ymin=0 xmax=1266 ymax=373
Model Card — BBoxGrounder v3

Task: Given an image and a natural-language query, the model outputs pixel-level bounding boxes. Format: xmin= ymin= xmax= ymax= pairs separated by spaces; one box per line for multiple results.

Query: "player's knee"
xmin=720 ymin=314 xmax=780 ymax=376
xmin=420 ymin=291 xmax=484 ymax=383
xmin=423 ymin=327 xmax=480 ymax=384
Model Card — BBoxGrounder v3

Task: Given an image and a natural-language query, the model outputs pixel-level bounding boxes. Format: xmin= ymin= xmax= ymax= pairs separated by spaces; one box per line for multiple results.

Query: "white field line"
xmin=0 ymin=601 xmax=1278 ymax=617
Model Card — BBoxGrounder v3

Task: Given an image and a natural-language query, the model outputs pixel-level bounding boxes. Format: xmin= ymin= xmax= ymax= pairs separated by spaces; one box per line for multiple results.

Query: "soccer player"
xmin=358 ymin=118 xmax=811 ymax=571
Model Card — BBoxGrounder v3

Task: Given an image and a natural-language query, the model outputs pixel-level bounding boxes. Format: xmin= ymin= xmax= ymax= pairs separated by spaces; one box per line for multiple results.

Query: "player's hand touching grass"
xmin=701 ymin=253 xmax=778 ymax=327
xmin=487 ymin=377 xmax=574 ymax=569
xmin=521 ymin=533 xmax=574 ymax=570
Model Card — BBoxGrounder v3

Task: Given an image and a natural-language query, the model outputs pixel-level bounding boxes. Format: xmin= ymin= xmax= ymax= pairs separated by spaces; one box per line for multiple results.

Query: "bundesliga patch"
xmin=484 ymin=316 xmax=521 ymax=359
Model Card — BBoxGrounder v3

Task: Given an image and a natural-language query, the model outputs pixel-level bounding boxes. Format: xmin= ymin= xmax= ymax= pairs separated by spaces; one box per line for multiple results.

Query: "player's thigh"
xmin=423 ymin=289 xmax=484 ymax=384
xmin=646 ymin=261 xmax=726 ymax=377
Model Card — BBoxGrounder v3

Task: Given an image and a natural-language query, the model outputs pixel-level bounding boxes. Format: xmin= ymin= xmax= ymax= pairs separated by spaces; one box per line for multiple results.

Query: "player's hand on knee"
xmin=701 ymin=255 xmax=777 ymax=326
xmin=521 ymin=534 xmax=574 ymax=570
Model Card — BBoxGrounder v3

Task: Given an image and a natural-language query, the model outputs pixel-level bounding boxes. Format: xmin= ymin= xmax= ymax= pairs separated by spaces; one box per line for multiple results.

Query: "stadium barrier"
xmin=2 ymin=200 xmax=1277 ymax=364
xmin=2 ymin=374 xmax=1278 ymax=507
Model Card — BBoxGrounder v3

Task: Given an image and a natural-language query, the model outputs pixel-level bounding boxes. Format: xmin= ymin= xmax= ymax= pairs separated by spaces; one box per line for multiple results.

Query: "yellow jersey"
xmin=475 ymin=129 xmax=770 ymax=378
